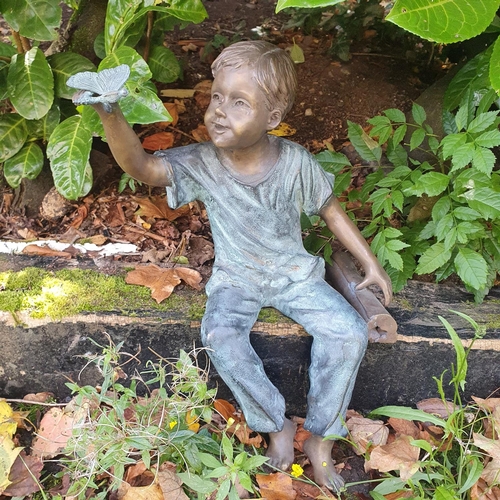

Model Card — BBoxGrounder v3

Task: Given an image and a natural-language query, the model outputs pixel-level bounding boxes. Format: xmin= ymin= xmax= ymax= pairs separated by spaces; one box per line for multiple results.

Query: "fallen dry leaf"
xmin=0 ymin=435 xmax=23 ymax=494
xmin=21 ymin=245 xmax=72 ymax=259
xmin=142 ymin=132 xmax=175 ymax=151
xmin=3 ymin=451 xmax=43 ymax=497
xmin=17 ymin=228 xmax=37 ymax=240
xmin=23 ymin=392 xmax=54 ymax=403
xmin=293 ymin=425 xmax=312 ymax=453
xmin=185 ymin=236 xmax=214 ymax=267
xmin=256 ymin=472 xmax=297 ymax=500
xmin=388 ymin=418 xmax=421 ymax=440
xmin=156 ymin=462 xmax=189 ymax=500
xmin=191 ymin=124 xmax=210 ymax=142
xmin=117 ymin=482 xmax=164 ymax=500
xmin=269 ymin=122 xmax=296 ymax=137
xmin=133 ymin=196 xmax=190 ymax=221
xmin=193 ymin=80 xmax=212 ymax=110
xmin=471 ymin=477 xmax=500 ymax=500
xmin=346 ymin=416 xmax=389 ymax=455
xmin=160 ymin=89 xmax=195 ymax=99
xmin=416 ymin=398 xmax=455 ymax=419
xmin=473 ymin=433 xmax=500 ymax=486
xmin=159 ymin=102 xmax=179 ymax=127
xmin=364 ymin=435 xmax=420 ymax=481
xmin=473 ymin=397 xmax=500 ymax=414
xmin=214 ymin=399 xmax=238 ymax=422
xmin=31 ymin=408 xmax=75 ymax=459
xmin=125 ymin=265 xmax=202 ymax=303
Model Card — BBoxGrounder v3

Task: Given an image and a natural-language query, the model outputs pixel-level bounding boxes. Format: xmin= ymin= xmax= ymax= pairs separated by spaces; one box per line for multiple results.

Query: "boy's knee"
xmin=201 ymin=326 xmax=238 ymax=350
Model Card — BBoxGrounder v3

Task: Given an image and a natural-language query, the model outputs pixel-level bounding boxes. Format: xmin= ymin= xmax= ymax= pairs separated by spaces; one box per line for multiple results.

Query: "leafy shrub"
xmin=0 ymin=0 xmax=207 ymax=200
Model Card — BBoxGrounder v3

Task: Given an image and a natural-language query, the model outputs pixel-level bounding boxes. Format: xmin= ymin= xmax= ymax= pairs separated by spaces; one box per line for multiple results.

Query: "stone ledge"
xmin=0 ymin=256 xmax=499 ymax=414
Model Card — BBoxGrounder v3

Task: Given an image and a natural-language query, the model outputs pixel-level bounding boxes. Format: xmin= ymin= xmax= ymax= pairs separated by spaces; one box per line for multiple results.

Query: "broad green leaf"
xmin=490 ymin=36 xmax=500 ymax=94
xmin=416 ymin=242 xmax=452 ymax=275
xmin=384 ymin=108 xmax=406 ymax=123
xmin=405 ymin=171 xmax=449 ymax=197
xmin=347 ymin=121 xmax=381 ymax=162
xmin=0 ymin=43 xmax=16 ymax=100
xmin=27 ymin=103 xmax=60 ymax=141
xmin=431 ymin=196 xmax=451 ymax=221
xmin=440 ymin=133 xmax=467 ymax=160
xmin=315 ymin=150 xmax=351 ymax=173
xmin=472 ymin=146 xmax=495 ymax=175
xmin=104 ymin=0 xmax=143 ymax=55
xmin=371 ymin=406 xmax=445 ymax=427
xmin=276 ymin=0 xmax=344 ymax=12
xmin=177 ymin=473 xmax=217 ymax=495
xmin=455 ymin=247 xmax=488 ymax=290
xmin=467 ymin=111 xmax=499 ymax=134
xmin=0 ymin=113 xmax=28 ymax=162
xmin=457 ymin=457 xmax=484 ymax=495
xmin=1 ymin=0 xmax=62 ymax=41
xmin=444 ymin=227 xmax=457 ymax=250
xmin=475 ymin=129 xmax=500 ymax=148
xmin=290 ymin=42 xmax=305 ymax=63
xmin=436 ymin=213 xmax=454 ymax=240
xmin=444 ymin=47 xmax=493 ymax=111
xmin=455 ymin=104 xmax=470 ymax=132
xmin=3 ymin=142 xmax=44 ymax=188
xmin=333 ymin=172 xmax=351 ymax=196
xmin=386 ymin=249 xmax=404 ymax=271
xmin=410 ymin=127 xmax=426 ymax=151
xmin=99 ymin=46 xmax=151 ymax=89
xmin=7 ymin=48 xmax=54 ymax=120
xmin=411 ymin=102 xmax=426 ymax=125
xmin=386 ymin=0 xmax=500 ymax=44
xmin=47 ymin=115 xmax=93 ymax=200
xmin=465 ymin=187 xmax=500 ymax=219
xmin=453 ymin=206 xmax=481 ymax=221
xmin=392 ymin=124 xmax=407 ymax=145
xmin=162 ymin=0 xmax=207 ymax=23
xmin=48 ymin=52 xmax=96 ymax=99
xmin=216 ymin=479 xmax=231 ymax=500
xmin=434 ymin=485 xmax=458 ymax=500
xmin=368 ymin=116 xmax=392 ymax=144
xmin=450 ymin=142 xmax=475 ymax=172
xmin=148 ymin=45 xmax=181 ymax=83
xmin=198 ymin=452 xmax=222 ymax=469
xmin=120 ymin=87 xmax=170 ymax=124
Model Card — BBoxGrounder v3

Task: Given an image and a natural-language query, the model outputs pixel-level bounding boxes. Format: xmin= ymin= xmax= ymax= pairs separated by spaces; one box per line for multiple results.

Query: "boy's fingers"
xmin=355 ymin=278 xmax=393 ymax=307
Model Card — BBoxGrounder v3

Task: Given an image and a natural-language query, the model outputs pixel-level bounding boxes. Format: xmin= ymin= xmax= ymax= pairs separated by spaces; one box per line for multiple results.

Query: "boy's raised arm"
xmin=319 ymin=196 xmax=393 ymax=306
xmin=91 ymin=103 xmax=171 ymax=187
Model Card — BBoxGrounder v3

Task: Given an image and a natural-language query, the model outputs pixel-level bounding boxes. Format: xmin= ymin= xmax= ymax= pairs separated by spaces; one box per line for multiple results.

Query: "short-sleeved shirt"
xmin=155 ymin=137 xmax=334 ymax=293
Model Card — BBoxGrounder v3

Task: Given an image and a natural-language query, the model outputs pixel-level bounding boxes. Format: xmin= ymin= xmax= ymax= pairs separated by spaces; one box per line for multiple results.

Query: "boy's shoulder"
xmin=155 ymin=141 xmax=215 ymax=164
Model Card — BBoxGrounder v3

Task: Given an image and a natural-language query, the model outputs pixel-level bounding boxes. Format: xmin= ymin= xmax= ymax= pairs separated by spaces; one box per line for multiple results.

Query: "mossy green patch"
xmin=0 ymin=267 xmax=207 ymax=321
xmin=257 ymin=307 xmax=292 ymax=323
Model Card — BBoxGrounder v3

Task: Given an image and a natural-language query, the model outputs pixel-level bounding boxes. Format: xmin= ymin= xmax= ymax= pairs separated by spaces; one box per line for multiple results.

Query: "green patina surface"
xmin=0 ymin=267 xmax=290 ymax=323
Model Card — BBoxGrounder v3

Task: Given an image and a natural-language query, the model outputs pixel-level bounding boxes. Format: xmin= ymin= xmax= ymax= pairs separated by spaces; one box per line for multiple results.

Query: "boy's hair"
xmin=211 ymin=40 xmax=297 ymax=118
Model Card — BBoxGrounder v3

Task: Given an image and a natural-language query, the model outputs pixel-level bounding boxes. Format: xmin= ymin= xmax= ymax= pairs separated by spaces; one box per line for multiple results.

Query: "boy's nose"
xmin=215 ymin=106 xmax=226 ymax=117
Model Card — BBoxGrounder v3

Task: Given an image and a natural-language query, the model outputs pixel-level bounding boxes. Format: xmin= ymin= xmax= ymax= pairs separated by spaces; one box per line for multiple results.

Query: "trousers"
xmin=200 ymin=275 xmax=368 ymax=437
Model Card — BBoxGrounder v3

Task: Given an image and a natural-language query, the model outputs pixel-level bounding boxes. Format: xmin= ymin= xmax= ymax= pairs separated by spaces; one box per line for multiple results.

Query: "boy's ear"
xmin=267 ymin=109 xmax=282 ymax=130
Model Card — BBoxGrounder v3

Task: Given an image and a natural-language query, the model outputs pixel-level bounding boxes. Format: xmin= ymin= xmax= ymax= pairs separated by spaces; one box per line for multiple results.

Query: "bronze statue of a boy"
xmin=70 ymin=40 xmax=392 ymax=491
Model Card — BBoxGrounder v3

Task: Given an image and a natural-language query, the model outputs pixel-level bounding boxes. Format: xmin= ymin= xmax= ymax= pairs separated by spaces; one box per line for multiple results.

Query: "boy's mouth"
xmin=212 ymin=122 xmax=228 ymax=133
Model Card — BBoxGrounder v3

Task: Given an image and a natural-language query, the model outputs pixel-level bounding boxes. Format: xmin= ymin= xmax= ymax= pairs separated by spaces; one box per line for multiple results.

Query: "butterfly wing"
xmin=67 ymin=65 xmax=130 ymax=96
xmin=95 ymin=65 xmax=131 ymax=94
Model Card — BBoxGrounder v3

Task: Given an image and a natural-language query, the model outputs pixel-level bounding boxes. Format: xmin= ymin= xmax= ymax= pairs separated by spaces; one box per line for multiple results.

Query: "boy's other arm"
xmin=319 ymin=196 xmax=393 ymax=306
xmin=92 ymin=103 xmax=171 ymax=187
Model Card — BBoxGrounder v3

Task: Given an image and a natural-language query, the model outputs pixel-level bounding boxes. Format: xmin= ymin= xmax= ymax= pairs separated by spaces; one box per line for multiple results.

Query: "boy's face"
xmin=204 ymin=65 xmax=281 ymax=151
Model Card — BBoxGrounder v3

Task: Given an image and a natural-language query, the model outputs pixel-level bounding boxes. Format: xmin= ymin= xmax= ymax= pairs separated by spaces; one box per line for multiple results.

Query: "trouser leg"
xmin=272 ymin=278 xmax=368 ymax=437
xmin=201 ymin=284 xmax=286 ymax=433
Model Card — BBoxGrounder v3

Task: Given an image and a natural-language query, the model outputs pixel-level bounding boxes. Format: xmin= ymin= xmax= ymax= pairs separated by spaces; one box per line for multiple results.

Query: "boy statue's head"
xmin=211 ymin=40 xmax=298 ymax=119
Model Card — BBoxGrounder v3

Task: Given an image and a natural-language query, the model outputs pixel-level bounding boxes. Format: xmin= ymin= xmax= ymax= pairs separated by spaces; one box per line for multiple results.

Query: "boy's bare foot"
xmin=303 ymin=435 xmax=344 ymax=492
xmin=266 ymin=418 xmax=297 ymax=470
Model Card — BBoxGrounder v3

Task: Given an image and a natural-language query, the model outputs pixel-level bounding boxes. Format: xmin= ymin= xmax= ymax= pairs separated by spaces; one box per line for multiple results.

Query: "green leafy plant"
xmin=0 ymin=0 xmax=207 ymax=200
xmin=367 ymin=312 xmax=491 ymax=499
xmin=344 ymin=95 xmax=500 ymax=301
xmin=59 ymin=338 xmax=267 ymax=499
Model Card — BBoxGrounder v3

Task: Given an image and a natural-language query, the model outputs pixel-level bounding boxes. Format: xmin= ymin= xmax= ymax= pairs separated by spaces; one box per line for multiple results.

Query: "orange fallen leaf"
xmin=191 ymin=124 xmax=210 ymax=142
xmin=364 ymin=435 xmax=420 ymax=481
xmin=31 ymin=408 xmax=75 ymax=459
xmin=269 ymin=122 xmax=296 ymax=137
xmin=133 ymin=196 xmax=190 ymax=221
xmin=142 ymin=132 xmax=175 ymax=151
xmin=346 ymin=416 xmax=388 ymax=455
xmin=473 ymin=396 xmax=500 ymax=413
xmin=156 ymin=462 xmax=189 ymax=500
xmin=117 ymin=482 xmax=164 ymax=500
xmin=214 ymin=399 xmax=238 ymax=422
xmin=193 ymin=80 xmax=211 ymax=110
xmin=256 ymin=472 xmax=297 ymax=500
xmin=21 ymin=245 xmax=72 ymax=259
xmin=388 ymin=417 xmax=420 ymax=440
xmin=125 ymin=265 xmax=202 ymax=303
xmin=471 ymin=478 xmax=500 ymax=500
xmin=293 ymin=425 xmax=311 ymax=453
xmin=158 ymin=102 xmax=179 ymax=127
xmin=186 ymin=410 xmax=200 ymax=433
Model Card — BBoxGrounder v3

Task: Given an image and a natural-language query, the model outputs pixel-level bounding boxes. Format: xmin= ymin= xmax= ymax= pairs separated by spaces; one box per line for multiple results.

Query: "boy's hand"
xmin=67 ymin=65 xmax=130 ymax=112
xmin=356 ymin=263 xmax=393 ymax=307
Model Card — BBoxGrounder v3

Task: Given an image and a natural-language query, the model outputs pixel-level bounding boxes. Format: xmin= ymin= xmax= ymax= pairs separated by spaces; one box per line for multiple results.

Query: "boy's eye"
xmin=234 ymin=100 xmax=247 ymax=107
xmin=212 ymin=93 xmax=221 ymax=101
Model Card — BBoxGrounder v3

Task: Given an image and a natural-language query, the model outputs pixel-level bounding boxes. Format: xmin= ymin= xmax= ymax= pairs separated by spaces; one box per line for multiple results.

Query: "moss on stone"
xmin=0 ymin=267 xmax=206 ymax=321
xmin=257 ymin=307 xmax=292 ymax=323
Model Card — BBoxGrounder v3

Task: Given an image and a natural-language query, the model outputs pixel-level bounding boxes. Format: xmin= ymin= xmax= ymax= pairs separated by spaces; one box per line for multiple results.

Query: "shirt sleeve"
xmin=154 ymin=146 xmax=204 ymax=209
xmin=300 ymin=150 xmax=335 ymax=216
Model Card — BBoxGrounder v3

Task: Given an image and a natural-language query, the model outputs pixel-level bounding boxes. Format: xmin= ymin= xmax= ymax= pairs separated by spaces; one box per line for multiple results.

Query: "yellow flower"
xmin=290 ymin=463 xmax=304 ymax=478
xmin=169 ymin=420 xmax=177 ymax=429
